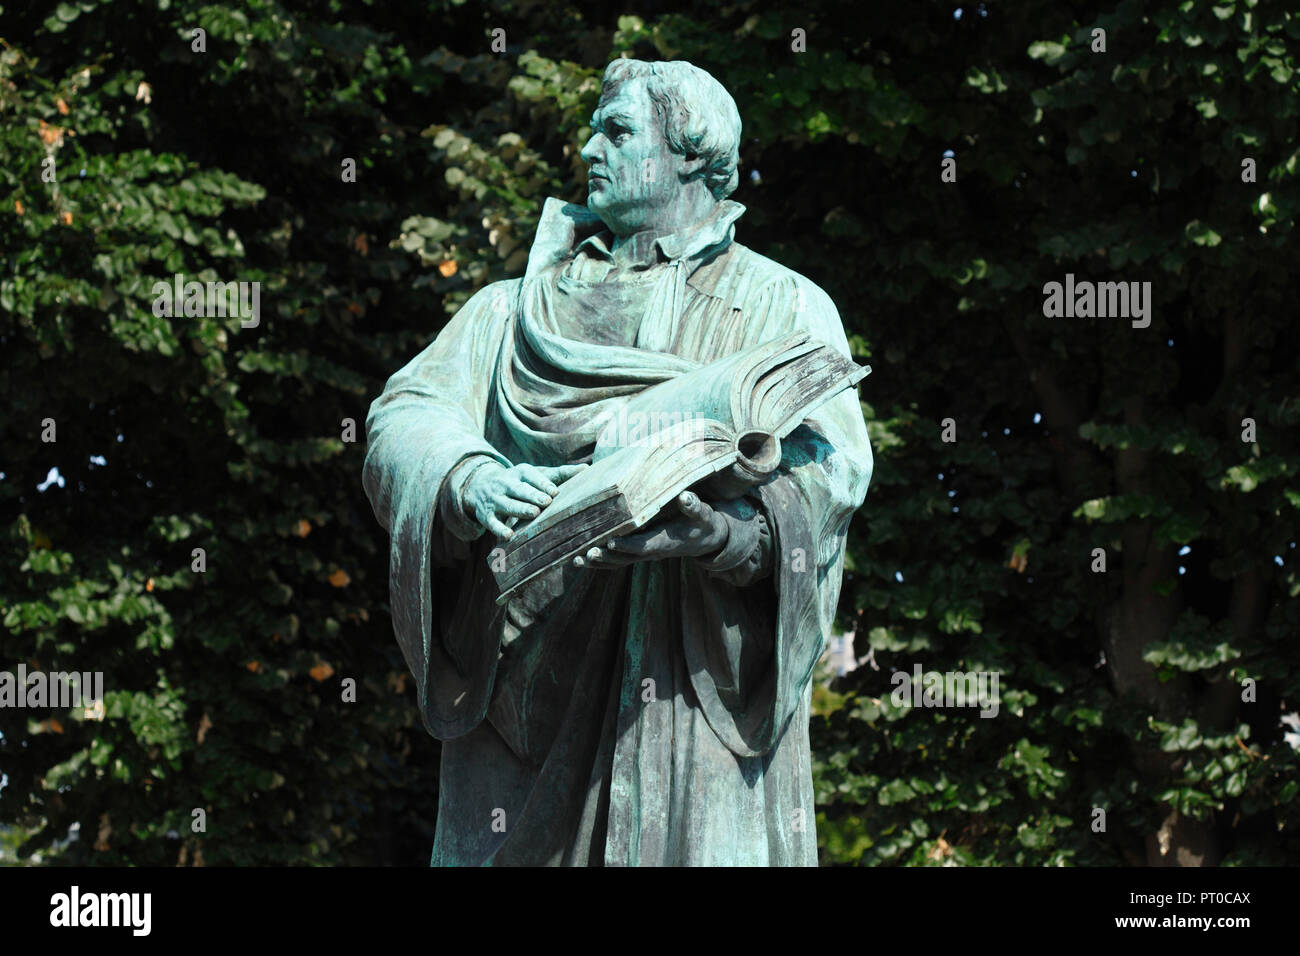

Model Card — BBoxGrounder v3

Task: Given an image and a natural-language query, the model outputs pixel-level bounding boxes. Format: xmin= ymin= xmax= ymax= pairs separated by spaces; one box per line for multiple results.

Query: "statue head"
xmin=580 ymin=59 xmax=742 ymax=238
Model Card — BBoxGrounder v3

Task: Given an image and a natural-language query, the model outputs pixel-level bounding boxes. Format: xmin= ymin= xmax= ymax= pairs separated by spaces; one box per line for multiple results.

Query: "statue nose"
xmin=580 ymin=135 xmax=603 ymax=164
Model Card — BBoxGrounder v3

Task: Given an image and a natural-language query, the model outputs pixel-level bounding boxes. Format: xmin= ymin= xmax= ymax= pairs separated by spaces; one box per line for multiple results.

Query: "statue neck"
xmin=610 ymin=200 xmax=719 ymax=267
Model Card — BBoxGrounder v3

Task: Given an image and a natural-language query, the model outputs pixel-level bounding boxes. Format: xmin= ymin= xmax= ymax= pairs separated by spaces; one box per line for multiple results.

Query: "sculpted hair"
xmin=600 ymin=59 xmax=742 ymax=201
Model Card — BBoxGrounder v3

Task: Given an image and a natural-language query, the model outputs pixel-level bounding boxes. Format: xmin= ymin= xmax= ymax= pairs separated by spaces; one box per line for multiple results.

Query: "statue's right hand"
xmin=464 ymin=462 xmax=588 ymax=540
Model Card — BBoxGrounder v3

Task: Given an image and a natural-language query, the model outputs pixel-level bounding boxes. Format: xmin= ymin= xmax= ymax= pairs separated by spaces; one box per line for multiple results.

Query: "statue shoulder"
xmin=718 ymin=243 xmax=841 ymax=320
xmin=455 ymin=278 xmax=524 ymax=324
xmin=429 ymin=278 xmax=523 ymax=350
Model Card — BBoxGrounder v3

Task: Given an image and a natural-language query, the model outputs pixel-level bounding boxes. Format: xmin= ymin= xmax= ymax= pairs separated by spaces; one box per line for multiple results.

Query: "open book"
xmin=491 ymin=331 xmax=870 ymax=603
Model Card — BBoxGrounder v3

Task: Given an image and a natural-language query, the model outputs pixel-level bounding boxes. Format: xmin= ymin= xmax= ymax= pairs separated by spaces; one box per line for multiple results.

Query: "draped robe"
xmin=362 ymin=196 xmax=873 ymax=865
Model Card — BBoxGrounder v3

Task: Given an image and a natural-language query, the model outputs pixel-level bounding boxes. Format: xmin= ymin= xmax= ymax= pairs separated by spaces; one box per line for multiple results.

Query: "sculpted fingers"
xmin=473 ymin=490 xmax=540 ymax=540
xmin=676 ymin=491 xmax=713 ymax=527
xmin=506 ymin=475 xmax=553 ymax=509
xmin=472 ymin=461 xmax=589 ymax=541
xmin=575 ymin=544 xmax=635 ymax=568
xmin=542 ymin=463 xmax=589 ymax=485
xmin=608 ymin=524 xmax=694 ymax=559
xmin=476 ymin=503 xmax=515 ymax=540
xmin=568 ymin=493 xmax=727 ymax=567
xmin=496 ymin=497 xmax=542 ymax=520
xmin=515 ymin=464 xmax=560 ymax=497
xmin=678 ymin=491 xmax=729 ymax=549
xmin=605 ymin=531 xmax=656 ymax=556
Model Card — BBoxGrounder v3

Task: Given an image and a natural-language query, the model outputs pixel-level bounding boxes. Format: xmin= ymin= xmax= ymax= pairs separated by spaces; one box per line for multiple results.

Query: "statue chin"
xmin=585 ymin=192 xmax=637 ymax=236
xmin=593 ymin=211 xmax=649 ymax=239
xmin=589 ymin=212 xmax=632 ymax=238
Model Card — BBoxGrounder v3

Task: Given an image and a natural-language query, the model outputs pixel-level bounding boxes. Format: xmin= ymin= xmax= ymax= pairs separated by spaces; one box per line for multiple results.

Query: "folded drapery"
xmin=362 ymin=196 xmax=873 ymax=865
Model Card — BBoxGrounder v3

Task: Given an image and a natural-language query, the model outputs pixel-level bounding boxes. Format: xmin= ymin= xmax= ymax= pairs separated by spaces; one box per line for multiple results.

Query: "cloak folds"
xmin=362 ymin=197 xmax=873 ymax=865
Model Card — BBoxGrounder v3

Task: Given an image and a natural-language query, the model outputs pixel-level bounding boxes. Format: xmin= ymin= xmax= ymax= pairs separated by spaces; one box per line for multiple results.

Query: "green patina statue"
xmin=362 ymin=58 xmax=873 ymax=865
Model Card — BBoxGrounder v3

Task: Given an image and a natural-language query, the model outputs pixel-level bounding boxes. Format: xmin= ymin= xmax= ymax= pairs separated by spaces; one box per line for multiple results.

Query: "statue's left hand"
xmin=574 ymin=491 xmax=728 ymax=568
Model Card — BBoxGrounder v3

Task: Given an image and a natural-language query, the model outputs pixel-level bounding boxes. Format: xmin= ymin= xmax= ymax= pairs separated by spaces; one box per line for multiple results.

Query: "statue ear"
xmin=680 ymin=151 xmax=707 ymax=181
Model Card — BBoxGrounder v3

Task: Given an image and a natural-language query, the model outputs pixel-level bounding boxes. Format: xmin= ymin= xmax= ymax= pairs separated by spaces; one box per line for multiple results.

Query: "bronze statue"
xmin=363 ymin=58 xmax=872 ymax=865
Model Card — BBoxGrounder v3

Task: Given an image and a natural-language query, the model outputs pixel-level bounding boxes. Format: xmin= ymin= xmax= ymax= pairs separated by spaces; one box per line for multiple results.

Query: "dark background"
xmin=1 ymin=0 xmax=1296 ymax=866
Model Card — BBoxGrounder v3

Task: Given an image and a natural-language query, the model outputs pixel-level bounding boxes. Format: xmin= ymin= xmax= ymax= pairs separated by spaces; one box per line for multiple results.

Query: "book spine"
xmin=699 ymin=432 xmax=781 ymax=499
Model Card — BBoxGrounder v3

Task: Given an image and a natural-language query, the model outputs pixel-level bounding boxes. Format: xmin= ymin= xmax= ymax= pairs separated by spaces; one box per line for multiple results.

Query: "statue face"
xmin=581 ymin=78 xmax=687 ymax=236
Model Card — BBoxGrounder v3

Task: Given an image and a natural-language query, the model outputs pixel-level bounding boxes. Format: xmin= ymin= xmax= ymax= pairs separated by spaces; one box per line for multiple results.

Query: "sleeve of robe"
xmin=681 ymin=272 xmax=873 ymax=758
xmin=361 ymin=281 xmax=518 ymax=740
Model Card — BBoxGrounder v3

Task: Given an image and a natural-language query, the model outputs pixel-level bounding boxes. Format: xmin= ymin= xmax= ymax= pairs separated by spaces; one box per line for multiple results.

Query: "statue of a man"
xmin=363 ymin=58 xmax=872 ymax=866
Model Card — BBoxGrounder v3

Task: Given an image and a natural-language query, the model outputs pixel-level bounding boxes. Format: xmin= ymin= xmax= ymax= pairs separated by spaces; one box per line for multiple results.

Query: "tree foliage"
xmin=1 ymin=0 xmax=1296 ymax=865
